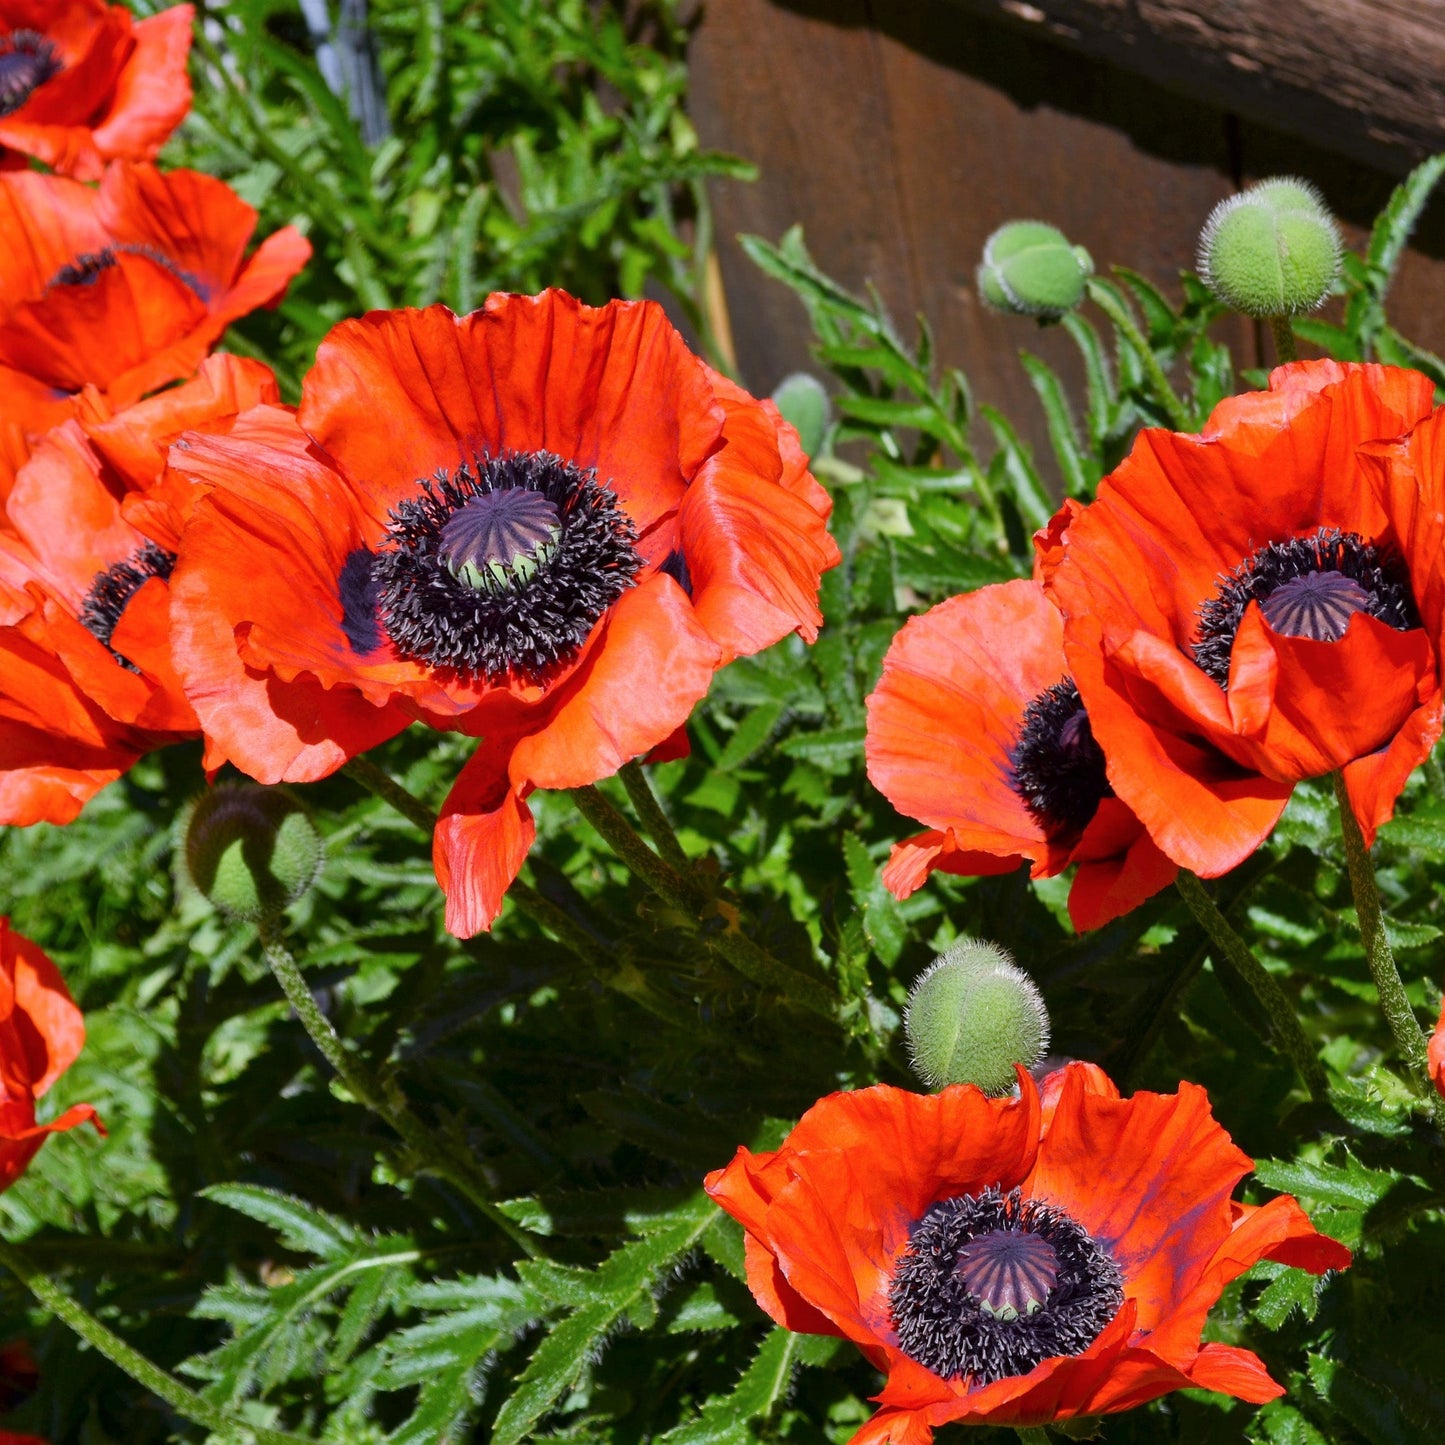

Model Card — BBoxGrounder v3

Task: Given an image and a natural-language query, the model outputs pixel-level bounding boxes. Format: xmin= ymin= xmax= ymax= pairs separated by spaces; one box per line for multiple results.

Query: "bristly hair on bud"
xmin=977 ymin=220 xmax=1093 ymax=323
xmin=904 ymin=938 xmax=1050 ymax=1095
xmin=1197 ymin=177 xmax=1342 ymax=318
xmin=181 ymin=783 xmax=324 ymax=923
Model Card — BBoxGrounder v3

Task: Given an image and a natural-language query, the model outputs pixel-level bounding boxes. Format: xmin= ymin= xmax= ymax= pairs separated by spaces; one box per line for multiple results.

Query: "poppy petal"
xmin=866 ymin=583 xmax=1060 ymax=868
xmin=87 ymin=5 xmax=195 ymax=171
xmin=298 ymin=295 xmax=725 ymax=536
xmin=880 ymin=831 xmax=1024 ymax=900
xmin=1024 ymin=1071 xmax=1251 ymax=1336
xmin=507 ymin=575 xmax=721 ymax=791
xmin=433 ymin=748 xmax=537 ymax=939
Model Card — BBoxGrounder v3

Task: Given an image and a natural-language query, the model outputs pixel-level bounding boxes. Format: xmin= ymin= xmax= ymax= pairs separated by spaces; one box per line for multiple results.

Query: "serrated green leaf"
xmin=1254 ymin=1151 xmax=1398 ymax=1212
xmin=200 ymin=1184 xmax=362 ymax=1259
xmin=981 ymin=405 xmax=1055 ymax=531
xmin=491 ymin=1192 xmax=718 ymax=1445
xmin=843 ymin=832 xmax=908 ymax=965
xmin=1365 ymin=154 xmax=1445 ymax=301
xmin=655 ymin=1328 xmax=803 ymax=1444
xmin=1019 ymin=351 xmax=1093 ymax=496
xmin=716 ymin=702 xmax=784 ymax=771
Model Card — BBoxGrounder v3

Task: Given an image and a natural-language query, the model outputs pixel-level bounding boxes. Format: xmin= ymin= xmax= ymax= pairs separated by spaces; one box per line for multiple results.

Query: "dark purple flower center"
xmin=1258 ymin=569 xmax=1369 ymax=642
xmin=957 ymin=1229 xmax=1060 ymax=1320
xmin=1193 ymin=527 xmax=1418 ymax=688
xmin=0 ymin=31 xmax=61 ymax=119
xmin=889 ymin=1186 xmax=1122 ymax=1385
xmin=438 ymin=488 xmax=561 ymax=594
xmin=346 ymin=450 xmax=641 ymax=682
xmin=1011 ymin=678 xmax=1112 ymax=836
xmin=79 ymin=541 xmax=177 ymax=673
xmin=47 ymin=244 xmax=211 ymax=302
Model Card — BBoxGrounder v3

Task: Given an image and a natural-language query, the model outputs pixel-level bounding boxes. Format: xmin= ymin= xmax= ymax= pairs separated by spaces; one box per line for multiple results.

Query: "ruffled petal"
xmin=866 ymin=583 xmax=1062 ymax=869
xmin=1024 ymin=1071 xmax=1252 ymax=1336
xmin=880 ymin=830 xmax=1024 ymax=900
xmin=299 ymin=296 xmax=725 ymax=538
xmin=87 ymin=5 xmax=195 ymax=170
xmin=433 ymin=745 xmax=537 ymax=938
xmin=506 ymin=575 xmax=721 ymax=791
xmin=1065 ymin=798 xmax=1178 ymax=930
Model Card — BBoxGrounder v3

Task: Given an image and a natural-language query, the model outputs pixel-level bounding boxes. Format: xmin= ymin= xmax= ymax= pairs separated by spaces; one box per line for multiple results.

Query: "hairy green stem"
xmin=257 ymin=919 xmax=542 ymax=1257
xmin=1086 ymin=278 xmax=1194 ymax=432
xmin=341 ymin=757 xmax=699 ymax=1026
xmin=572 ymin=784 xmax=705 ymax=910
xmin=1176 ymin=872 xmax=1327 ymax=1099
xmin=342 ymin=755 xmax=438 ymax=834
xmin=1269 ymin=315 xmax=1298 ymax=364
xmin=571 ymin=785 xmax=837 ymax=1018
xmin=0 ymin=1238 xmax=311 ymax=1445
xmin=1332 ymin=774 xmax=1445 ymax=1128
xmin=1015 ymin=1429 xmax=1051 ymax=1445
xmin=619 ymin=761 xmax=691 ymax=869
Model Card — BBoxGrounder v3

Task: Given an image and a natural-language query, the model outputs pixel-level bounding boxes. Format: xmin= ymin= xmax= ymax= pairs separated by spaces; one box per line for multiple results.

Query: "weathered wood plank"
xmin=944 ymin=0 xmax=1445 ymax=172
xmin=688 ymin=0 xmax=1252 ymax=481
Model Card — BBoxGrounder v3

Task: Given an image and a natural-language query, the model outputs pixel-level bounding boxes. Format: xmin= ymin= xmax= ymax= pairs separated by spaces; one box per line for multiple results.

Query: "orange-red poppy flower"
xmin=166 ymin=292 xmax=839 ymax=936
xmin=865 ymin=579 xmax=1176 ymax=930
xmin=0 ymin=162 xmax=309 ymax=437
xmin=1045 ymin=361 xmax=1444 ymax=878
xmin=0 ymin=1 xmax=191 ymax=178
xmin=1430 ymin=994 xmax=1444 ymax=1100
xmin=705 ymin=1063 xmax=1349 ymax=1442
xmin=0 ymin=918 xmax=100 ymax=1191
xmin=0 ymin=423 xmax=195 ymax=821
xmin=0 ymin=356 xmax=271 ymax=823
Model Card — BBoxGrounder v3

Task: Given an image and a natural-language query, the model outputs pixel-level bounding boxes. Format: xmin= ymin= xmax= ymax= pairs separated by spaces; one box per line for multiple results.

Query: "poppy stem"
xmin=1084 ymin=278 xmax=1195 ymax=432
xmin=0 ymin=1237 xmax=312 ymax=1445
xmin=342 ymin=754 xmax=438 ymax=833
xmin=341 ymin=755 xmax=695 ymax=1014
xmin=619 ymin=760 xmax=691 ymax=869
xmin=1268 ymin=315 xmax=1298 ymax=364
xmin=1015 ymin=1431 xmax=1052 ymax=1445
xmin=1175 ymin=872 xmax=1327 ymax=1099
xmin=571 ymin=784 xmax=838 ymax=1019
xmin=1331 ymin=774 xmax=1445 ymax=1128
xmin=255 ymin=918 xmax=545 ymax=1258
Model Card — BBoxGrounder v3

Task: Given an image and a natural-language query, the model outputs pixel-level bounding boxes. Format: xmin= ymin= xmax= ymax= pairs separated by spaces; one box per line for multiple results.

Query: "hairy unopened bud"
xmin=904 ymin=939 xmax=1050 ymax=1095
xmin=183 ymin=783 xmax=323 ymax=922
xmin=772 ymin=372 xmax=831 ymax=459
xmin=1198 ymin=178 xmax=1341 ymax=317
xmin=978 ymin=221 xmax=1093 ymax=321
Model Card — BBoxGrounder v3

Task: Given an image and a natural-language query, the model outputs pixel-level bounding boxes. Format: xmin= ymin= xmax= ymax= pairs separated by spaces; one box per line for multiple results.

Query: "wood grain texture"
xmin=945 ymin=0 xmax=1445 ymax=173
xmin=688 ymin=0 xmax=1250 ymax=484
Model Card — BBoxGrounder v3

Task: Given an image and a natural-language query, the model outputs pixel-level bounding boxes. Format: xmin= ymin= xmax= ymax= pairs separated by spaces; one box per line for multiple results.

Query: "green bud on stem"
xmin=183 ymin=783 xmax=323 ymax=923
xmin=904 ymin=938 xmax=1050 ymax=1095
xmin=1197 ymin=177 xmax=1341 ymax=318
xmin=978 ymin=221 xmax=1093 ymax=322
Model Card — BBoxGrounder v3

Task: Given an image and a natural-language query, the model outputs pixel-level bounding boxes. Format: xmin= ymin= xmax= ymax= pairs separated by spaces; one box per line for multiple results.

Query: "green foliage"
xmin=3 ymin=8 xmax=1445 ymax=1441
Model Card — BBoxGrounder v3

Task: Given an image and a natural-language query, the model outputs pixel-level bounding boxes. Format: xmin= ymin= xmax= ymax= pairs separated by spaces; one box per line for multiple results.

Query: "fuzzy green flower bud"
xmin=183 ymin=783 xmax=323 ymax=923
xmin=1197 ymin=177 xmax=1341 ymax=317
xmin=977 ymin=221 xmax=1093 ymax=321
xmin=772 ymin=372 xmax=831 ymax=459
xmin=904 ymin=939 xmax=1050 ymax=1095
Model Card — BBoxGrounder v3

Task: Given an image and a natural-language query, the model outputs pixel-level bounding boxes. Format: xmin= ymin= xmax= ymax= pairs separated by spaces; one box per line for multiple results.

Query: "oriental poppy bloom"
xmin=166 ymin=291 xmax=840 ymax=936
xmin=1046 ymin=361 xmax=1444 ymax=877
xmin=0 ymin=356 xmax=272 ymax=823
xmin=0 ymin=919 xmax=100 ymax=1191
xmin=1430 ymin=995 xmax=1444 ymax=1100
xmin=705 ymin=1064 xmax=1349 ymax=1442
xmin=865 ymin=579 xmax=1176 ymax=930
xmin=0 ymin=163 xmax=309 ymax=437
xmin=0 ymin=0 xmax=192 ymax=177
